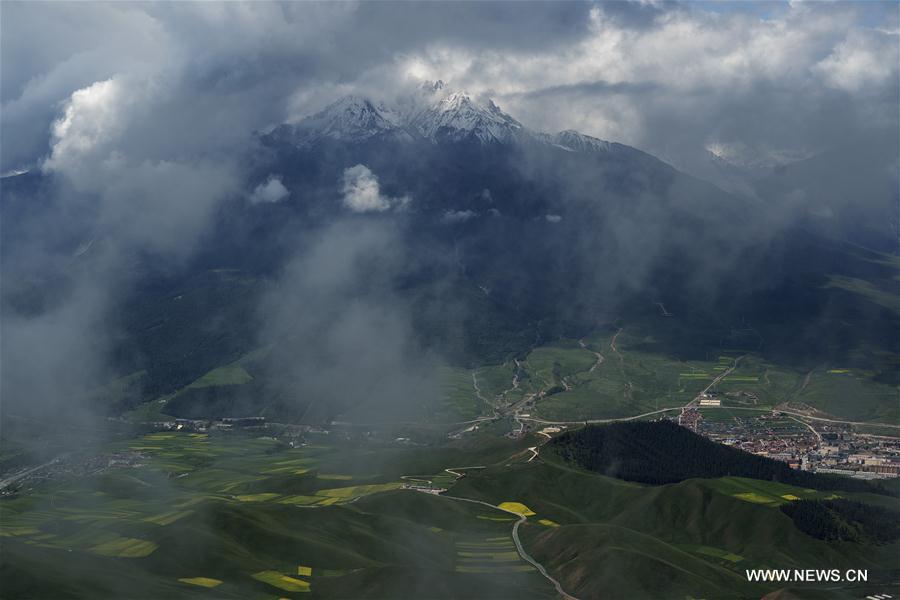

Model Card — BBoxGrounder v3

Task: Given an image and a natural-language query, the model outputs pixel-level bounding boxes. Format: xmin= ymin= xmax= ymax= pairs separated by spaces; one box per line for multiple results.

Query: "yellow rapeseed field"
xmin=178 ymin=577 xmax=222 ymax=588
xmin=497 ymin=502 xmax=535 ymax=516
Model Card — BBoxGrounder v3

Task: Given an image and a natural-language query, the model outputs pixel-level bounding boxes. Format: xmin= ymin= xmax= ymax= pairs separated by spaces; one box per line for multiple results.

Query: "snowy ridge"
xmin=551 ymin=130 xmax=614 ymax=153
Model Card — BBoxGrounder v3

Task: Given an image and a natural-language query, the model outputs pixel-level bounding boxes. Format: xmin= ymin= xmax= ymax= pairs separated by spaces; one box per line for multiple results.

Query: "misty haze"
xmin=1 ymin=2 xmax=898 ymax=599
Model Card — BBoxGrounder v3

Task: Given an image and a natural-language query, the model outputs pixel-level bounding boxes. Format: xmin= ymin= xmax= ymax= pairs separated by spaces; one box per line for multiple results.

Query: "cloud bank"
xmin=2 ymin=2 xmax=896 ymax=176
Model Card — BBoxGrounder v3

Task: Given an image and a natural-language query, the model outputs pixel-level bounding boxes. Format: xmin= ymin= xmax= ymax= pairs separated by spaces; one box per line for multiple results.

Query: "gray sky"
xmin=2 ymin=1 xmax=897 ymax=176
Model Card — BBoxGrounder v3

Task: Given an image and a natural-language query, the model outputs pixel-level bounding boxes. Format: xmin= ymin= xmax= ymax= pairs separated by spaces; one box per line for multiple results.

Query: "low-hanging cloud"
xmin=0 ymin=277 xmax=110 ymax=425
xmin=250 ymin=174 xmax=289 ymax=204
xmin=341 ymin=164 xmax=408 ymax=213
xmin=43 ymin=78 xmax=124 ymax=175
xmin=1 ymin=66 xmax=240 ymax=436
xmin=441 ymin=209 xmax=477 ymax=224
xmin=256 ymin=219 xmax=439 ymax=422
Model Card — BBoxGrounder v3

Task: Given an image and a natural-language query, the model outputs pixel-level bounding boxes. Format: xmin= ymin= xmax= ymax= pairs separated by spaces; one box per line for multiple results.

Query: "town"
xmin=679 ymin=403 xmax=900 ymax=479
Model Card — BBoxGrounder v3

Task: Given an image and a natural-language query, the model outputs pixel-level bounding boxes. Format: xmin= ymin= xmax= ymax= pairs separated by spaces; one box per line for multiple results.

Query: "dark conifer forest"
xmin=781 ymin=499 xmax=900 ymax=543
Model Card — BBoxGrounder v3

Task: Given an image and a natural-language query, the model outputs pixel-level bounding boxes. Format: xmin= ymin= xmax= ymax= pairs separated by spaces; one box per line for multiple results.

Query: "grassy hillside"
xmin=449 ymin=454 xmax=900 ymax=599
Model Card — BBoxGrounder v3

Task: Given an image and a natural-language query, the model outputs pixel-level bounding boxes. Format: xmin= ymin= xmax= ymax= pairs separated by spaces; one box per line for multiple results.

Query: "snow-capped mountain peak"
xmin=310 ymin=95 xmax=403 ymax=136
xmin=411 ymin=91 xmax=523 ymax=144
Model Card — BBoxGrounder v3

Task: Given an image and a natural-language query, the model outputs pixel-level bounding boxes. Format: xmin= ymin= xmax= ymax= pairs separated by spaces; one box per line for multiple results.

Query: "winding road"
xmin=403 ymin=433 xmax=578 ymax=599
xmin=417 ymin=461 xmax=579 ymax=600
xmin=438 ymin=494 xmax=578 ymax=599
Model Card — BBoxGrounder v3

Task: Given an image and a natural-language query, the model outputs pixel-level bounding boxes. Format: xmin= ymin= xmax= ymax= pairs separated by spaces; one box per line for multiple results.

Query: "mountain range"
xmin=266 ymin=81 xmax=628 ymax=152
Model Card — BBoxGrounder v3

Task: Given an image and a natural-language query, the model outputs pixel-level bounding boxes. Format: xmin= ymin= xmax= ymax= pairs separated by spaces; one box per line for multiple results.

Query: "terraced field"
xmin=454 ymin=534 xmax=532 ymax=574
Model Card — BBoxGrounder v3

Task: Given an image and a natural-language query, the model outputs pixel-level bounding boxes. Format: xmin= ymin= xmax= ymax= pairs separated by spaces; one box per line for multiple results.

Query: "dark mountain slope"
xmin=2 ymin=91 xmax=896 ymax=422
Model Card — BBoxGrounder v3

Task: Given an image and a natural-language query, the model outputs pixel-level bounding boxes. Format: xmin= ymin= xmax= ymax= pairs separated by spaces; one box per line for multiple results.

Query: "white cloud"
xmin=545 ymin=214 xmax=563 ymax=223
xmin=815 ymin=28 xmax=899 ymax=92
xmin=41 ymin=78 xmax=238 ymax=258
xmin=441 ymin=209 xmax=477 ymax=224
xmin=43 ymin=78 xmax=124 ymax=175
xmin=250 ymin=175 xmax=289 ymax=204
xmin=385 ymin=3 xmax=897 ymax=168
xmin=341 ymin=164 xmax=408 ymax=213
